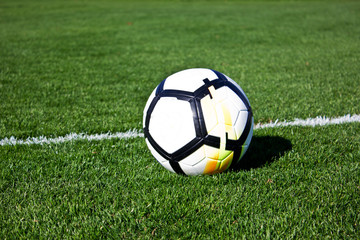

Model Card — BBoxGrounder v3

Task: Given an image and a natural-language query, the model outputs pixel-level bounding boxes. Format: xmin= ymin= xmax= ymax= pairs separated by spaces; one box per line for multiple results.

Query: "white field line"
xmin=253 ymin=114 xmax=360 ymax=129
xmin=0 ymin=130 xmax=144 ymax=146
xmin=1 ymin=114 xmax=359 ymax=146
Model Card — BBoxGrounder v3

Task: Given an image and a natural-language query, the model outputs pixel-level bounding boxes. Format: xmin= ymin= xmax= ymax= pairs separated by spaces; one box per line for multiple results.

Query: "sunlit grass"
xmin=0 ymin=0 xmax=359 ymax=238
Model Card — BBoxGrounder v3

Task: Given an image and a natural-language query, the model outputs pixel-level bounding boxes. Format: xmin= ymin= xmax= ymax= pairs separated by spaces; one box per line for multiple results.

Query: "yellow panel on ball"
xmin=203 ymin=151 xmax=234 ymax=175
xmin=203 ymin=158 xmax=219 ymax=175
xmin=219 ymin=152 xmax=234 ymax=172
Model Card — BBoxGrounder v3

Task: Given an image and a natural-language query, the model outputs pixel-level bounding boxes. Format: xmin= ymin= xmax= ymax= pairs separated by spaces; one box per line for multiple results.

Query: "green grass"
xmin=1 ymin=0 xmax=360 ymax=238
xmin=1 ymin=124 xmax=359 ymax=238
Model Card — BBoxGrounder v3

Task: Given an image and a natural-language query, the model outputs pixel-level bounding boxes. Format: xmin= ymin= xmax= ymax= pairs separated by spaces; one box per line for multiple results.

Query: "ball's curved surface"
xmin=143 ymin=68 xmax=253 ymax=175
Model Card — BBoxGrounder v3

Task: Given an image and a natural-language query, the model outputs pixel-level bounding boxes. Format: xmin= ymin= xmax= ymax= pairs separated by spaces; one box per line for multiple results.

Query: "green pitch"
xmin=1 ymin=0 xmax=359 ymax=238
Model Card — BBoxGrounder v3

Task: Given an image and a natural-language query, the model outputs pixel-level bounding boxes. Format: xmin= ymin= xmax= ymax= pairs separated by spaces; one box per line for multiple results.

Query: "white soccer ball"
xmin=143 ymin=68 xmax=253 ymax=175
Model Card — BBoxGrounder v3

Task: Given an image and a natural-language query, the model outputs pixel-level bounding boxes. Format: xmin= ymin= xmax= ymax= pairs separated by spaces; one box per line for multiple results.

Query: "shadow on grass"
xmin=232 ymin=136 xmax=292 ymax=171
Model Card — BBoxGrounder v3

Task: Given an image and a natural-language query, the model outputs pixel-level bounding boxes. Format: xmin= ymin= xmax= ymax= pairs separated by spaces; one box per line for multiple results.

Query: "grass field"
xmin=1 ymin=0 xmax=360 ymax=238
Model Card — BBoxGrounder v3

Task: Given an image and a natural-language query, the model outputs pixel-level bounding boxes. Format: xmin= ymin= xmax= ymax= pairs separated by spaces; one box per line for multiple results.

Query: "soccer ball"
xmin=143 ymin=68 xmax=253 ymax=175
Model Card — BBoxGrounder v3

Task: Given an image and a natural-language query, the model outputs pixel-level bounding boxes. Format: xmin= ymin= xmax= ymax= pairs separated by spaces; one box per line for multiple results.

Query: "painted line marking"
xmin=1 ymin=114 xmax=359 ymax=146
xmin=254 ymin=114 xmax=360 ymax=129
xmin=0 ymin=130 xmax=144 ymax=146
